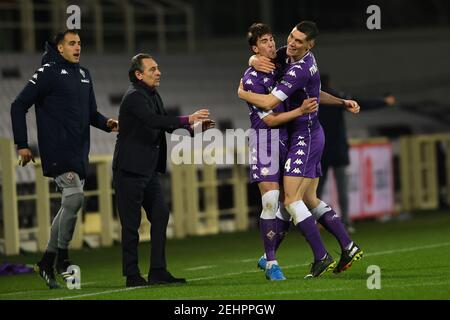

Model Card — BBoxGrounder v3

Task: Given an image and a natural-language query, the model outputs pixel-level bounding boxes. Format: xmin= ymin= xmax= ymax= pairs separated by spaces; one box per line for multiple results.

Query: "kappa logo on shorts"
xmin=66 ymin=172 xmax=75 ymax=181
xmin=261 ymin=167 xmax=270 ymax=176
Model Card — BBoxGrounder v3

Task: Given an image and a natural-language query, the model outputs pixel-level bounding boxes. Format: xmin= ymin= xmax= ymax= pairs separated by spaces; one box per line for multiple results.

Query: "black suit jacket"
xmin=113 ymin=81 xmax=188 ymax=176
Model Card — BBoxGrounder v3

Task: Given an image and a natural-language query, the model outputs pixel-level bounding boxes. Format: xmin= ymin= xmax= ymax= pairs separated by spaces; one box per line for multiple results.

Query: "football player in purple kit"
xmin=239 ymin=21 xmax=363 ymax=278
xmin=243 ymin=23 xmax=319 ymax=281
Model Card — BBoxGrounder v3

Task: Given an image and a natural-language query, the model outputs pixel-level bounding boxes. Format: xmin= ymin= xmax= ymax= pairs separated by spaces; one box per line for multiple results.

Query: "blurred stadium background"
xmin=0 ymin=0 xmax=450 ymax=299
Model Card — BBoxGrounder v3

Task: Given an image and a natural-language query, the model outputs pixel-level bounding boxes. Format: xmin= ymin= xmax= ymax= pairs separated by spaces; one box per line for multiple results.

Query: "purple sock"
xmin=275 ymin=217 xmax=290 ymax=251
xmin=259 ymin=219 xmax=277 ymax=261
xmin=318 ymin=210 xmax=352 ymax=250
xmin=296 ymin=216 xmax=328 ymax=262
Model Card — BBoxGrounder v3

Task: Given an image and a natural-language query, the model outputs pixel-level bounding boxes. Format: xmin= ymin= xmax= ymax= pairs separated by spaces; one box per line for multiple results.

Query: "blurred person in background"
xmin=10 ymin=29 xmax=118 ymax=289
xmin=317 ymin=74 xmax=397 ymax=233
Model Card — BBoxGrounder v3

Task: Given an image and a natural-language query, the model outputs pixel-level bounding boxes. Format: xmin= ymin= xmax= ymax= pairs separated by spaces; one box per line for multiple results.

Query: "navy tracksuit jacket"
xmin=10 ymin=42 xmax=111 ymax=178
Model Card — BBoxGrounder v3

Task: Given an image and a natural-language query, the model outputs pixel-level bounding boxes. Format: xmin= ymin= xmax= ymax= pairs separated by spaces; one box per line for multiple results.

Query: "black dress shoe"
xmin=126 ymin=275 xmax=148 ymax=287
xmin=148 ymin=269 xmax=186 ymax=285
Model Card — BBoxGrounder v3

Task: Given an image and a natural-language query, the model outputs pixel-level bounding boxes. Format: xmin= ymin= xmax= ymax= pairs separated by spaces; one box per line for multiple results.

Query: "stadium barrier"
xmin=399 ymin=133 xmax=450 ymax=211
xmin=171 ymin=160 xmax=249 ymax=238
xmin=0 ymin=137 xmax=115 ymax=255
xmin=0 ymin=138 xmax=249 ymax=255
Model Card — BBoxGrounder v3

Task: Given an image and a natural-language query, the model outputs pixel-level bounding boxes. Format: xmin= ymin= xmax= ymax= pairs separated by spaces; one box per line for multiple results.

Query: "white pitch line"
xmin=50 ymin=286 xmax=148 ymax=300
xmin=173 ymin=281 xmax=450 ymax=300
xmin=0 ymin=282 xmax=97 ymax=297
xmin=364 ymin=242 xmax=450 ymax=257
xmin=51 ymin=241 xmax=450 ymax=300
xmin=184 ymin=265 xmax=217 ymax=271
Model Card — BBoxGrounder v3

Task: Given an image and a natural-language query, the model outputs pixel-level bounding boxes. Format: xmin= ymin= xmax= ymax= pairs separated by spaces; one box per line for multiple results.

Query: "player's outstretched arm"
xmin=320 ymin=90 xmax=360 ymax=113
xmin=263 ymin=98 xmax=318 ymax=127
xmin=237 ymin=79 xmax=280 ymax=111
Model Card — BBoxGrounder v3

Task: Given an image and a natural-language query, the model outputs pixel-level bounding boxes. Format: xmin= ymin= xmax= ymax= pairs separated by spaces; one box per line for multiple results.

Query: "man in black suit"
xmin=113 ymin=53 xmax=213 ymax=287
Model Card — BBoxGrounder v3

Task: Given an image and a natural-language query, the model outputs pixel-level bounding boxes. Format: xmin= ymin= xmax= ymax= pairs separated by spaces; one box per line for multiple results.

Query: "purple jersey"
xmin=242 ymin=67 xmax=288 ymax=140
xmin=242 ymin=67 xmax=288 ymax=183
xmin=271 ymin=51 xmax=321 ymax=133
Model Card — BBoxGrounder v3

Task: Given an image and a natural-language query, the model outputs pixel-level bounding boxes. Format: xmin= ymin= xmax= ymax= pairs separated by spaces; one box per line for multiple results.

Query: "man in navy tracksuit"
xmin=10 ymin=29 xmax=118 ymax=289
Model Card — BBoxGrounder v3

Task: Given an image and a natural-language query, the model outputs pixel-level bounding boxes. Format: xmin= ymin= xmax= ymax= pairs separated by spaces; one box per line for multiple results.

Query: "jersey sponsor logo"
xmin=295 ymin=150 xmax=305 ymax=156
xmin=287 ymin=70 xmax=297 ymax=78
xmin=61 ymin=69 xmax=69 ymax=75
xmin=280 ymin=80 xmax=292 ymax=89
xmin=294 ymin=159 xmax=303 ymax=165
xmin=245 ymin=79 xmax=254 ymax=85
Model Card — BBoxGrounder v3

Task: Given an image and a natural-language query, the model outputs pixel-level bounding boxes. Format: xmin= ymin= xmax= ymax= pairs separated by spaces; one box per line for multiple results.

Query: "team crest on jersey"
xmin=260 ymin=167 xmax=270 ymax=176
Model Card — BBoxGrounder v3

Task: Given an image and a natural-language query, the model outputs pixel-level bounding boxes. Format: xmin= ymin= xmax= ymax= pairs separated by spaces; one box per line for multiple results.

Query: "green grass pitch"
xmin=1 ymin=210 xmax=449 ymax=300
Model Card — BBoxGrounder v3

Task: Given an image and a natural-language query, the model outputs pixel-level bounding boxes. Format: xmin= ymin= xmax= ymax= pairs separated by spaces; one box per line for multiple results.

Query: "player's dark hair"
xmin=247 ymin=23 xmax=273 ymax=50
xmin=53 ymin=29 xmax=80 ymax=46
xmin=295 ymin=21 xmax=319 ymax=41
xmin=128 ymin=53 xmax=153 ymax=83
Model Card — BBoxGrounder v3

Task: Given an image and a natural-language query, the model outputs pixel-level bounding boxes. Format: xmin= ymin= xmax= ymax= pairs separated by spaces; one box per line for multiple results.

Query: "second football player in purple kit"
xmin=241 ymin=23 xmax=319 ymax=281
xmin=239 ymin=21 xmax=364 ymax=278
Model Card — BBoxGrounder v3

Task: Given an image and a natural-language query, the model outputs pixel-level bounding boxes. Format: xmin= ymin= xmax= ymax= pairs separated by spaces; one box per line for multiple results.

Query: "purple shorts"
xmin=249 ymin=130 xmax=288 ymax=184
xmin=283 ymin=124 xmax=324 ymax=178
